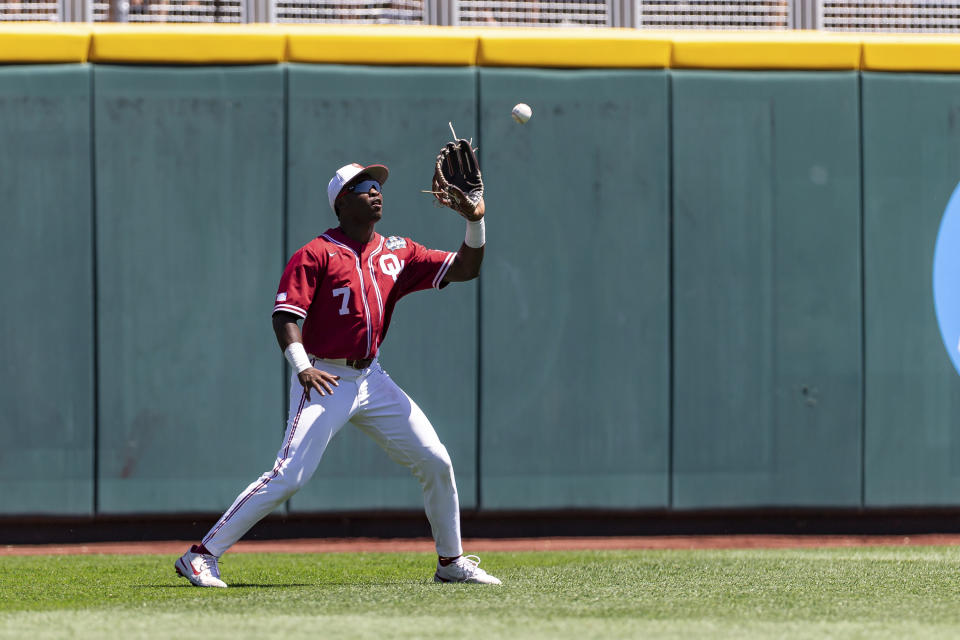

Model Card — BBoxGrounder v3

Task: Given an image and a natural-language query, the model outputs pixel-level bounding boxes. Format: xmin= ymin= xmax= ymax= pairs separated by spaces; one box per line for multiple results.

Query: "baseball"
xmin=511 ymin=103 xmax=532 ymax=124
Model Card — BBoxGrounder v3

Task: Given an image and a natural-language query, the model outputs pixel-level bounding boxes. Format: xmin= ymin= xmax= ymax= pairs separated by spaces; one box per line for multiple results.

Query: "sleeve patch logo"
xmin=385 ymin=236 xmax=406 ymax=250
xmin=276 ymin=292 xmax=288 ymax=302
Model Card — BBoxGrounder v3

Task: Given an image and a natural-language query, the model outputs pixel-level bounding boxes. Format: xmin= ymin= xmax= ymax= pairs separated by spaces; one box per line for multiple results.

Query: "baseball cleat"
xmin=175 ymin=545 xmax=227 ymax=588
xmin=434 ymin=555 xmax=502 ymax=585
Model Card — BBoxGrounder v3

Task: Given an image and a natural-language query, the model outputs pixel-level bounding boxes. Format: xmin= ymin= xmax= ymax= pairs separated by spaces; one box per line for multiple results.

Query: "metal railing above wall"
xmin=274 ymin=0 xmax=424 ymax=23
xmin=6 ymin=0 xmax=960 ymax=31
xmin=638 ymin=0 xmax=791 ymax=29
xmin=820 ymin=0 xmax=960 ymax=32
xmin=1 ymin=0 xmax=60 ymax=20
xmin=454 ymin=0 xmax=611 ymax=27
xmin=90 ymin=0 xmax=244 ymax=22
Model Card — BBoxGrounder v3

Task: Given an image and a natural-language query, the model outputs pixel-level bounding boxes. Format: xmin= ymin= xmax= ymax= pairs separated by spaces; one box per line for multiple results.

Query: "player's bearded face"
xmin=338 ymin=179 xmax=383 ymax=223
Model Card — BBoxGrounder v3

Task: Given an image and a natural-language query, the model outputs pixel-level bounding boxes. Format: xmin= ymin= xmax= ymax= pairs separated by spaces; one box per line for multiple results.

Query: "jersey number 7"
xmin=333 ymin=287 xmax=350 ymax=315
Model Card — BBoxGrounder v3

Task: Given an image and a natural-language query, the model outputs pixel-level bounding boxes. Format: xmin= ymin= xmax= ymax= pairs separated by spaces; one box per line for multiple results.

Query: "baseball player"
xmin=175 ymin=139 xmax=500 ymax=587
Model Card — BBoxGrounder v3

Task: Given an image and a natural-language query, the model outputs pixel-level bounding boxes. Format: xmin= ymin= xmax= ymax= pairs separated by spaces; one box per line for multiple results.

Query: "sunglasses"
xmin=346 ymin=179 xmax=382 ymax=195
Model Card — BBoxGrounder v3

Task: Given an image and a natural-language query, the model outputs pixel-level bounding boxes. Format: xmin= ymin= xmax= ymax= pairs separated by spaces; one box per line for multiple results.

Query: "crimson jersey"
xmin=272 ymin=227 xmax=456 ymax=360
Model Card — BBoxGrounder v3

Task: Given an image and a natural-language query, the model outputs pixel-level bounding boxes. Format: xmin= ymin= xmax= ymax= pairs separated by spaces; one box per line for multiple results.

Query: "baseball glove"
xmin=432 ymin=138 xmax=484 ymax=220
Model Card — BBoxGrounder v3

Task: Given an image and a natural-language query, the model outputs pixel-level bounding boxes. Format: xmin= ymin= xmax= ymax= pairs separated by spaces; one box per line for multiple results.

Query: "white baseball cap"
xmin=327 ymin=163 xmax=389 ymax=212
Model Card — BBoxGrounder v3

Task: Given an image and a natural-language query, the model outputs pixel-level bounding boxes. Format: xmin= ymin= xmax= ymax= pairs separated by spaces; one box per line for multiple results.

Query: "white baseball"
xmin=511 ymin=103 xmax=532 ymax=124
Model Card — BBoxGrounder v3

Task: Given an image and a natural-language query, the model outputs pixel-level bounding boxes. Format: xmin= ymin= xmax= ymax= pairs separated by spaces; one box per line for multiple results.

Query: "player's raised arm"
xmin=443 ymin=197 xmax=485 ymax=283
xmin=429 ymin=135 xmax=486 ymax=284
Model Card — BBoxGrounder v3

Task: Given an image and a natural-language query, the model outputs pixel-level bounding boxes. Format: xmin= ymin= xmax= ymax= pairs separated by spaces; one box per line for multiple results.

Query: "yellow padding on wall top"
xmin=477 ymin=28 xmax=672 ymax=68
xmin=0 ymin=23 xmax=91 ymax=63
xmin=862 ymin=34 xmax=960 ymax=72
xmin=89 ymin=24 xmax=286 ymax=64
xmin=287 ymin=25 xmax=479 ymax=66
xmin=671 ymin=31 xmax=863 ymax=70
xmin=9 ymin=24 xmax=960 ymax=72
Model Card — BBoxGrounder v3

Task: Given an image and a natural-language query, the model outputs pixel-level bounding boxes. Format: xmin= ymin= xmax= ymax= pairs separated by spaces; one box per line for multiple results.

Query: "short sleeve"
xmin=396 ymin=239 xmax=456 ymax=296
xmin=273 ymin=246 xmax=323 ymax=318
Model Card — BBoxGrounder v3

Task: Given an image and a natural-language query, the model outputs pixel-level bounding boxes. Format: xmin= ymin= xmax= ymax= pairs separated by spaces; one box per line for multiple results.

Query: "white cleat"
xmin=434 ymin=555 xmax=502 ymax=585
xmin=175 ymin=545 xmax=228 ymax=588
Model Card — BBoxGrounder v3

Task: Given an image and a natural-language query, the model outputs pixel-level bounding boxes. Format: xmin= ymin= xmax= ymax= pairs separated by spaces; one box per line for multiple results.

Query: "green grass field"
xmin=3 ymin=547 xmax=960 ymax=639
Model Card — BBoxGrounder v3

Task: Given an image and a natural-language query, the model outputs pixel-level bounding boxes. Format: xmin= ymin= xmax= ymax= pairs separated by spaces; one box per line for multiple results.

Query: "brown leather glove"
xmin=432 ymin=138 xmax=484 ymax=221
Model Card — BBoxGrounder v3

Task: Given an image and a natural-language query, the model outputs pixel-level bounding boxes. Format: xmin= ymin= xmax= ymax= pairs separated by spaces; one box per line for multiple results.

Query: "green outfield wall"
xmin=862 ymin=73 xmax=960 ymax=506
xmin=672 ymin=71 xmax=863 ymax=508
xmin=93 ymin=66 xmax=286 ymax=513
xmin=478 ymin=68 xmax=670 ymax=509
xmin=0 ymin=65 xmax=94 ymax=515
xmin=3 ymin=51 xmax=960 ymax=517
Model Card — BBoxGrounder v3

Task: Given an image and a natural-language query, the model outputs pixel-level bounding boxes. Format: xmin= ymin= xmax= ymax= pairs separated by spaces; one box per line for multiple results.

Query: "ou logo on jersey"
xmin=379 ymin=254 xmax=405 ymax=281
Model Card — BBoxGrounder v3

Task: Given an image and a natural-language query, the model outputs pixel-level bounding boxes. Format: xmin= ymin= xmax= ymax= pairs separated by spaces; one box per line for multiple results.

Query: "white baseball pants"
xmin=201 ymin=360 xmax=463 ymax=558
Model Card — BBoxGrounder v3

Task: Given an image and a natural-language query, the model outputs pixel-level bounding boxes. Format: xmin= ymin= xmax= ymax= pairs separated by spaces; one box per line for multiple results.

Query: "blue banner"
xmin=933 ymin=180 xmax=960 ymax=377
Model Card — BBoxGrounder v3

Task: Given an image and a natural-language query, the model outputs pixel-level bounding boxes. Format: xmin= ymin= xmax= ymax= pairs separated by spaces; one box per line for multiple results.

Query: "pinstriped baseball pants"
xmin=200 ymin=360 xmax=463 ymax=558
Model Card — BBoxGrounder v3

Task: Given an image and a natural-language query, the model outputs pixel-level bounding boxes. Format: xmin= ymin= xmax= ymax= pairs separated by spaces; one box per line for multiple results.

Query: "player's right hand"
xmin=298 ymin=368 xmax=340 ymax=400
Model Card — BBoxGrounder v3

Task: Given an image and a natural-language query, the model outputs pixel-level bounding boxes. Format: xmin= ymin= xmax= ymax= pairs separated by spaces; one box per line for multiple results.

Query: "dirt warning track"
xmin=4 ymin=534 xmax=960 ymax=556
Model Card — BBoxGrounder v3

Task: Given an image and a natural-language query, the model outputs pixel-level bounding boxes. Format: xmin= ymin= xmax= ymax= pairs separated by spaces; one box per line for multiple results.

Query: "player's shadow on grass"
xmin=139 ymin=583 xmax=315 ymax=588
xmin=307 ymin=580 xmax=421 ymax=586
xmin=221 ymin=583 xmax=317 ymax=588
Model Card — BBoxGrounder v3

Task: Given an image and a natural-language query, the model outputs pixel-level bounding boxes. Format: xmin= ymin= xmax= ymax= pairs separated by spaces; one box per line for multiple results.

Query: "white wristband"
xmin=464 ymin=218 xmax=485 ymax=248
xmin=283 ymin=342 xmax=312 ymax=374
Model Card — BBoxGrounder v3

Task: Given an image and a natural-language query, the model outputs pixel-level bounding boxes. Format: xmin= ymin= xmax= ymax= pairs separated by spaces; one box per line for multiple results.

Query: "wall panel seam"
xmin=667 ymin=69 xmax=675 ymax=510
xmin=89 ymin=65 xmax=100 ymax=516
xmin=858 ymin=71 xmax=866 ymax=509
xmin=282 ymin=65 xmax=291 ymax=516
xmin=474 ymin=67 xmax=483 ymax=511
